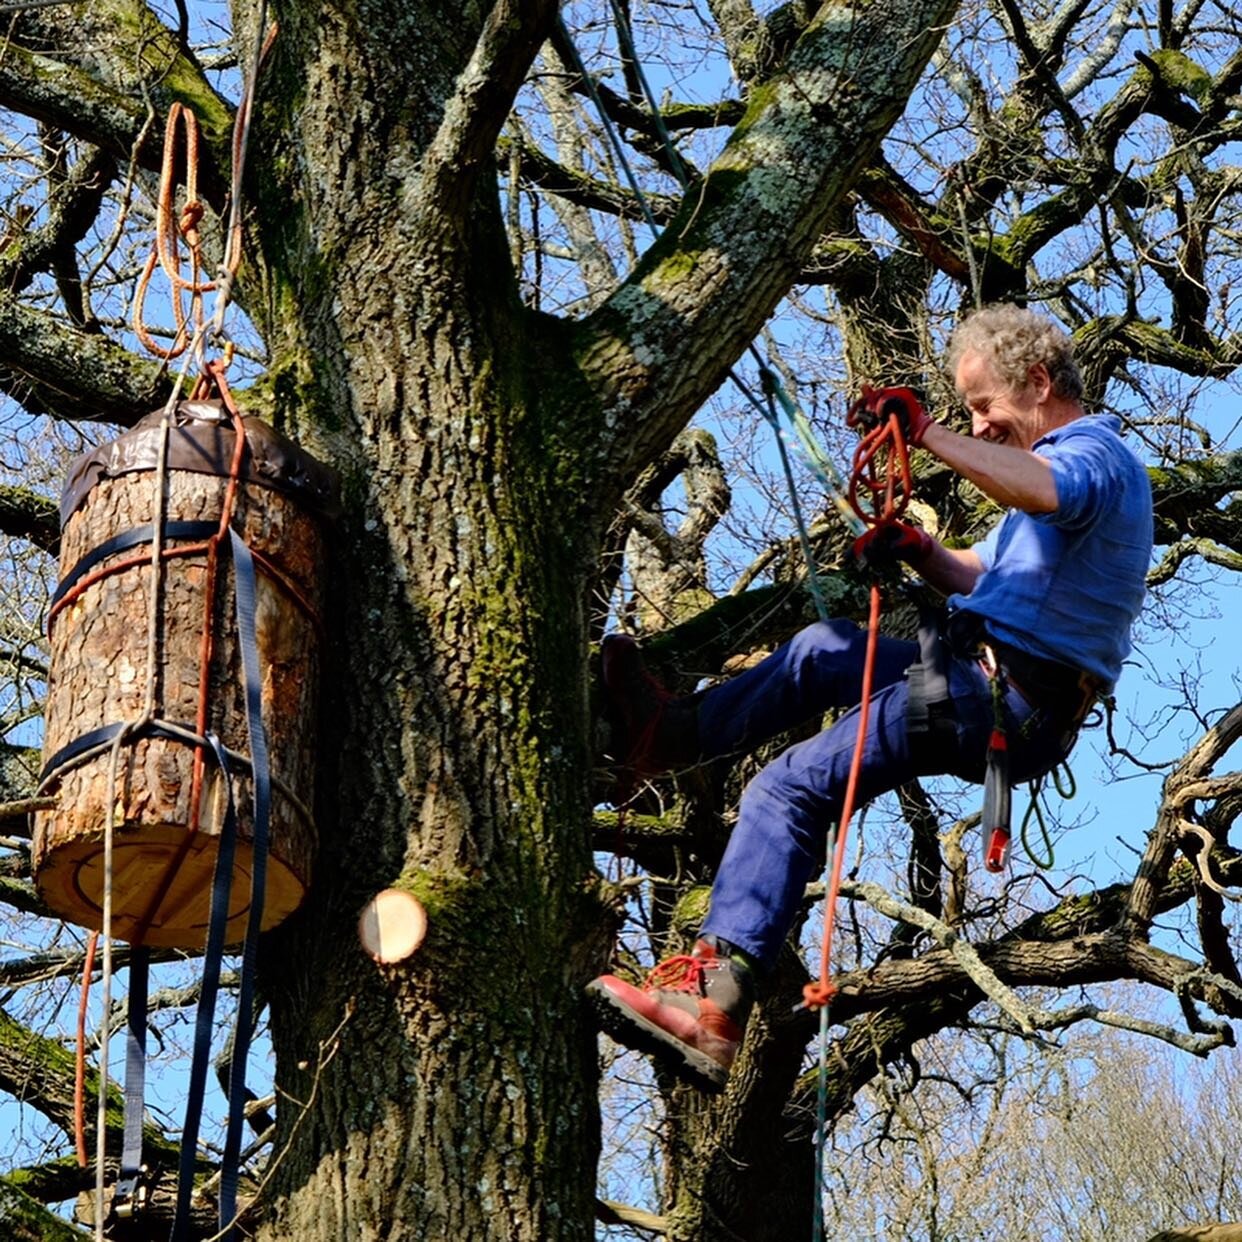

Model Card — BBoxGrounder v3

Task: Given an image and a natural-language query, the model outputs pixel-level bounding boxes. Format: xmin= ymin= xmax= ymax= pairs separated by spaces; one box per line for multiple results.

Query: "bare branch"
xmin=1148 ymin=538 xmax=1242 ymax=586
xmin=500 ymin=134 xmax=680 ymax=224
xmin=1030 ymin=1000 xmax=1233 ymax=1056
xmin=421 ymin=0 xmax=560 ymax=217
xmin=0 ymin=146 xmax=115 ymax=300
xmin=835 ymin=878 xmax=1036 ymax=1032
xmin=576 ymin=1 xmax=960 ymax=492
xmin=595 ymin=1198 xmax=669 ymax=1236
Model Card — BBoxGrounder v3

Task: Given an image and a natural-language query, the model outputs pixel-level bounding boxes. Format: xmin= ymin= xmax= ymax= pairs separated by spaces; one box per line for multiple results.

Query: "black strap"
xmin=50 ymin=520 xmax=217 ymax=610
xmin=170 ymin=730 xmax=238 ymax=1242
xmin=905 ymin=606 xmax=952 ymax=737
xmin=111 ymin=946 xmax=150 ymax=1219
xmin=39 ymin=719 xmax=204 ymax=787
xmin=218 ymin=529 xmax=272 ymax=1237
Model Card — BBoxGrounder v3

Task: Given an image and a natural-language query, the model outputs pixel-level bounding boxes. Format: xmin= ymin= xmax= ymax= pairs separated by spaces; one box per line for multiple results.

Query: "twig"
xmin=595 ymin=1198 xmax=669 ymax=1235
xmin=1029 ymin=1001 xmax=1233 ymax=1057
xmin=835 ymin=878 xmax=1036 ymax=1033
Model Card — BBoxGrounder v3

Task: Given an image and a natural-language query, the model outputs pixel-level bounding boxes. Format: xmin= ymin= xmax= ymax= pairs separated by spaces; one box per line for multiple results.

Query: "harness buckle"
xmin=111 ymin=1165 xmax=152 ymax=1220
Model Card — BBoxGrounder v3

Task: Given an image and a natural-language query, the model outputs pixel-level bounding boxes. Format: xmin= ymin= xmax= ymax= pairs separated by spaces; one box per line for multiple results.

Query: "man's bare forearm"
xmin=915 ymin=543 xmax=984 ymax=597
xmin=921 ymin=422 xmax=1058 ymax=514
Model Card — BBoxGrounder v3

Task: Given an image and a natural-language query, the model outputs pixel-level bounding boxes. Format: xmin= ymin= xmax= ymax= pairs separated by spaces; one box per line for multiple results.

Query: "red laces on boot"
xmin=643 ymin=954 xmax=708 ymax=993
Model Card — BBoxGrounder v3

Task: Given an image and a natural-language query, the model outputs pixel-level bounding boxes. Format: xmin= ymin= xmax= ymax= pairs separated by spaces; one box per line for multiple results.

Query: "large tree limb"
xmin=0 ymin=296 xmax=171 ymax=426
xmin=9 ymin=1 xmax=233 ymax=186
xmin=0 ymin=1178 xmax=88 ymax=1241
xmin=0 ymin=44 xmax=151 ymax=165
xmin=1075 ymin=315 xmax=1242 ymax=400
xmin=855 ymin=161 xmax=974 ymax=284
xmin=0 ymin=486 xmax=60 ymax=554
xmin=812 ymin=931 xmax=1242 ymax=1023
xmin=0 ymin=1005 xmax=181 ymax=1159
xmin=574 ymin=0 xmax=962 ymax=495
xmin=422 ymin=0 xmax=560 ymax=217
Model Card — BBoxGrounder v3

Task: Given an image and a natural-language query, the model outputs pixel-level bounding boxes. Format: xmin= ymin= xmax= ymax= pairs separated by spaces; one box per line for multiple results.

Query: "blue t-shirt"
xmin=947 ymin=414 xmax=1153 ymax=688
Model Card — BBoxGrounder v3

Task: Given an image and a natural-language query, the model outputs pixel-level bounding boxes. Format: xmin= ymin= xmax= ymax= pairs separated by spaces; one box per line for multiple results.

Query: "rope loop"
xmin=133 ymin=103 xmax=216 ymax=360
xmin=1020 ymin=782 xmax=1056 ymax=870
xmin=844 ymin=394 xmax=914 ymax=532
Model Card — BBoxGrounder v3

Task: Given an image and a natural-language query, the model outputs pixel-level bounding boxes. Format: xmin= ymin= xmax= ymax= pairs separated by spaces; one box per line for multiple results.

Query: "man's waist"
xmin=983 ymin=635 xmax=1102 ymax=725
xmin=945 ymin=611 xmax=1103 ymax=714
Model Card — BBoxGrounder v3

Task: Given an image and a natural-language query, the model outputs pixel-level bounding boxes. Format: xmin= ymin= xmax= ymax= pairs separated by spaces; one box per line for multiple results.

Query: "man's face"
xmin=954 ymin=349 xmax=1048 ymax=451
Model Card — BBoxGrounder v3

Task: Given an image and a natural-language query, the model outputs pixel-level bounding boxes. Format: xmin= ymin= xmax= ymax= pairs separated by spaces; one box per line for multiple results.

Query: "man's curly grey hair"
xmin=946 ymin=304 xmax=1084 ymax=402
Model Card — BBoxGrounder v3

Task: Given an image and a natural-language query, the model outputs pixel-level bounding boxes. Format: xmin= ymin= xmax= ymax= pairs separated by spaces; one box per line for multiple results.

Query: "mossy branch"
xmin=0 ymin=486 xmax=60 ymax=554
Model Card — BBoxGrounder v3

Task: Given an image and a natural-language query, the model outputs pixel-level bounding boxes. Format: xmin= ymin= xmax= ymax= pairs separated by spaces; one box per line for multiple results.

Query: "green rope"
xmin=763 ymin=383 xmax=830 ymax=622
xmin=1019 ymin=784 xmax=1056 ymax=870
xmin=1019 ymin=757 xmax=1078 ymax=872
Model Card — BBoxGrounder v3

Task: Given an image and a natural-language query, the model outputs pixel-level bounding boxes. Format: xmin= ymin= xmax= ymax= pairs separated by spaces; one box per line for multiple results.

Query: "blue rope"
xmin=218 ymin=530 xmax=273 ymax=1238
xmin=558 ymin=19 xmax=855 ymax=614
xmin=171 ymin=731 xmax=238 ymax=1241
xmin=569 ymin=20 xmax=858 ymax=1238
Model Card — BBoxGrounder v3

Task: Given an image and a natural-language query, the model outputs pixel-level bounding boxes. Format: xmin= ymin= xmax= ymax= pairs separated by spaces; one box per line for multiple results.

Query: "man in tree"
xmin=588 ymin=303 xmax=1155 ymax=1092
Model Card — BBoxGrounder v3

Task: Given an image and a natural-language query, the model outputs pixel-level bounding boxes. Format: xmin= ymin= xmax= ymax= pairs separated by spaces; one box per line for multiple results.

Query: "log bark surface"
xmin=34 ymin=455 xmax=326 ymax=948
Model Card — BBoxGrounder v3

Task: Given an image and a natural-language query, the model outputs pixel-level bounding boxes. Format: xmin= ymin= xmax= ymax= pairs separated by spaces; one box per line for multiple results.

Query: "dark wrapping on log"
xmin=33 ymin=401 xmax=338 ymax=949
xmin=60 ymin=400 xmax=341 ymax=527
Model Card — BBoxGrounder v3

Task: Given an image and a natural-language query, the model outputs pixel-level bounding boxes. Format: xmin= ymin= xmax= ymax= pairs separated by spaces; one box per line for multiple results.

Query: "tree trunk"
xmin=231 ymin=1 xmax=957 ymax=1235
xmin=244 ymin=7 xmax=604 ymax=1235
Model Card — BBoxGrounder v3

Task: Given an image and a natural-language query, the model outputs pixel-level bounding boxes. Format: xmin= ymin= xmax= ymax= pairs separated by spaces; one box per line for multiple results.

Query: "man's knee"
xmin=787 ymin=619 xmax=860 ymax=665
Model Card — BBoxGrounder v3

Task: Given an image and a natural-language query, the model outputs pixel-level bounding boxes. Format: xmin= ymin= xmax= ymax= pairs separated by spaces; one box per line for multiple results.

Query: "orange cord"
xmin=132 ymin=104 xmax=217 ymax=360
xmin=802 ymin=406 xmax=914 ymax=1011
xmin=74 ymin=931 xmax=99 ymax=1166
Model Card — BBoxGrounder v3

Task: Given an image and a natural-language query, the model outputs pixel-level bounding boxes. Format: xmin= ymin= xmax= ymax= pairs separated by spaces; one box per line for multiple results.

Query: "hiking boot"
xmin=586 ymin=937 xmax=755 ymax=1092
xmin=600 ymin=634 xmax=700 ymax=775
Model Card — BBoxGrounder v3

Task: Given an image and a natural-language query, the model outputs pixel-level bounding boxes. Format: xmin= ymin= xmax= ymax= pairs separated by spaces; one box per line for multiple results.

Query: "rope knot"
xmin=179 ymin=200 xmax=205 ymax=238
xmin=801 ymin=978 xmax=836 ymax=1010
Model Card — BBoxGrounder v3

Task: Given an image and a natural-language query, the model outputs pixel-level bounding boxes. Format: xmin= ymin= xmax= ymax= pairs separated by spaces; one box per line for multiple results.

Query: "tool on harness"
xmin=980 ymin=646 xmax=1012 ymax=873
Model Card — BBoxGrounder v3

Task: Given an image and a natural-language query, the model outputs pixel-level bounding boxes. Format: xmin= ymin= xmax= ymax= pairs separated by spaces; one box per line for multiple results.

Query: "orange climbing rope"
xmin=73 ymin=930 xmax=99 ymax=1167
xmin=802 ymin=388 xmax=916 ymax=1012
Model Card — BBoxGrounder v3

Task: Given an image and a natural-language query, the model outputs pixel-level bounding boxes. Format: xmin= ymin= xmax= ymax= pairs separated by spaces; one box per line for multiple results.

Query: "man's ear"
xmin=1027 ymin=362 xmax=1053 ymax=401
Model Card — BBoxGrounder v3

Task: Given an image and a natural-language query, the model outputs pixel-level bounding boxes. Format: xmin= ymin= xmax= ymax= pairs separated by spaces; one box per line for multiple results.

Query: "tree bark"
xmin=239 ymin=1 xmax=961 ymax=1236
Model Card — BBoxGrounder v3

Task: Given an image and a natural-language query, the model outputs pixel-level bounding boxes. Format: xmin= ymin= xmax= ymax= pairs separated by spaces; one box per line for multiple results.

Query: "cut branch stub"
xmin=358 ymin=888 xmax=429 ymax=963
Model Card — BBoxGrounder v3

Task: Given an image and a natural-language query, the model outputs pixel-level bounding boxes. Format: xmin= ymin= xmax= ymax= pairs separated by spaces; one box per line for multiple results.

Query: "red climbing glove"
xmin=848 ymin=520 xmax=934 ymax=572
xmin=846 ymin=386 xmax=934 ymax=447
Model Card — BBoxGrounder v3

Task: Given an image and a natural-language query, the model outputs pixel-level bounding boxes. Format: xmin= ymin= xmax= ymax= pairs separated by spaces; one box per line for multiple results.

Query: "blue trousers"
xmin=695 ymin=620 xmax=1072 ymax=970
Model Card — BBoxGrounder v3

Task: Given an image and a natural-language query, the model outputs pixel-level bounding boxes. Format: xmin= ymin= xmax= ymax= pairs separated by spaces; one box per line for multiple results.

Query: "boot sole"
xmin=586 ymin=981 xmax=729 ymax=1094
